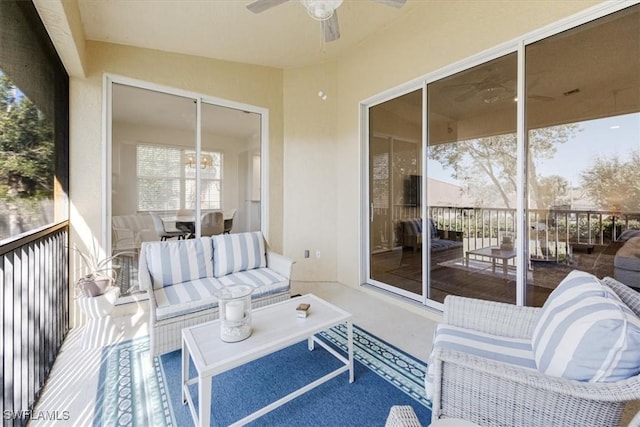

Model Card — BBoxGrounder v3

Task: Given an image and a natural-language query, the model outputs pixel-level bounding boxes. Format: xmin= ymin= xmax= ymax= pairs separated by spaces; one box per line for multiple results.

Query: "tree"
xmin=0 ymin=73 xmax=54 ymax=199
xmin=0 ymin=72 xmax=54 ymax=238
xmin=429 ymin=124 xmax=580 ymax=209
xmin=580 ymin=150 xmax=640 ymax=213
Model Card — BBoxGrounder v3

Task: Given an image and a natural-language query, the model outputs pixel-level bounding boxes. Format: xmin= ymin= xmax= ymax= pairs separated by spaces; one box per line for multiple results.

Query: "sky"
xmin=428 ymin=112 xmax=640 ymax=187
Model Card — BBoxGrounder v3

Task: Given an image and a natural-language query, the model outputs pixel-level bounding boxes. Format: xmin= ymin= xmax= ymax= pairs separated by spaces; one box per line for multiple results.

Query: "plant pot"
xmin=77 ymin=277 xmax=111 ymax=297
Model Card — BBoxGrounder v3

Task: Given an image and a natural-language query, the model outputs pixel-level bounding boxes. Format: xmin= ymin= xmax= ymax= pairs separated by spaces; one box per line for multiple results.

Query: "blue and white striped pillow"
xmin=144 ymin=237 xmax=214 ymax=289
xmin=212 ymin=231 xmax=266 ymax=278
xmin=532 ymin=270 xmax=640 ymax=382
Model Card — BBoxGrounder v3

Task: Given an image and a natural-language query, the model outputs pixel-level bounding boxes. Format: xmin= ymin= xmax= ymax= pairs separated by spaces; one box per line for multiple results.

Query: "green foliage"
xmin=0 ymin=73 xmax=54 ymax=199
xmin=580 ymin=150 xmax=640 ymax=212
xmin=429 ymin=124 xmax=580 ymax=209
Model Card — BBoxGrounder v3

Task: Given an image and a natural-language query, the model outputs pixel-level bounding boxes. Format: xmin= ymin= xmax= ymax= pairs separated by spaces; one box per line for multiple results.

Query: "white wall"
xmin=63 ymin=1 xmax=605 ymax=321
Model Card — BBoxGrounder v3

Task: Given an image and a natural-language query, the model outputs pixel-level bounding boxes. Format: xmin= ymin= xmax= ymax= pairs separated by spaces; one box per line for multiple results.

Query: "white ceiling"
xmin=78 ymin=0 xmax=417 ymax=69
xmin=88 ymin=1 xmax=639 ymax=139
xmin=87 ymin=0 xmax=417 ymax=137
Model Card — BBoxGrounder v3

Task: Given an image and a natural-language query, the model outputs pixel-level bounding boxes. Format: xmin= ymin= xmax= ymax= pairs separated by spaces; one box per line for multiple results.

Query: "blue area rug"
xmin=94 ymin=324 xmax=431 ymax=426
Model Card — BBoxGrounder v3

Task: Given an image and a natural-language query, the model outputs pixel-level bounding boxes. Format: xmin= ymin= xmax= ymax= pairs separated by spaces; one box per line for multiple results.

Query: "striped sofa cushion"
xmin=153 ymin=269 xmax=289 ymax=321
xmin=144 ymin=237 xmax=214 ymax=289
xmin=532 ymin=270 xmax=640 ymax=382
xmin=425 ymin=324 xmax=535 ymax=400
xmin=154 ymin=276 xmax=223 ymax=321
xmin=212 ymin=231 xmax=266 ymax=278
xmin=217 ymin=268 xmax=288 ymax=299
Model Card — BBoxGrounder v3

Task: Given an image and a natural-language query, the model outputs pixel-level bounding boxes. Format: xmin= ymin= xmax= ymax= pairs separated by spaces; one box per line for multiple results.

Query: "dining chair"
xmin=201 ymin=211 xmax=224 ymax=236
xmin=149 ymin=212 xmax=185 ymax=241
xmin=176 ymin=208 xmax=195 ymax=238
xmin=223 ymin=208 xmax=237 ymax=234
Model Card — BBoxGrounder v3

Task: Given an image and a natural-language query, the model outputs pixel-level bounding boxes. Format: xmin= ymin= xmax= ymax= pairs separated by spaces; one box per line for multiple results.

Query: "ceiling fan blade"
xmin=370 ymin=0 xmax=407 ymax=7
xmin=528 ymin=94 xmax=555 ymax=102
xmin=246 ymin=0 xmax=289 ymax=14
xmin=323 ymin=13 xmax=340 ymax=42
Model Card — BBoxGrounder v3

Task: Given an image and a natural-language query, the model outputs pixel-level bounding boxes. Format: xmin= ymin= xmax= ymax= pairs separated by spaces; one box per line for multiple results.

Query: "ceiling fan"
xmin=445 ymin=71 xmax=554 ymax=104
xmin=246 ymin=0 xmax=407 ymax=42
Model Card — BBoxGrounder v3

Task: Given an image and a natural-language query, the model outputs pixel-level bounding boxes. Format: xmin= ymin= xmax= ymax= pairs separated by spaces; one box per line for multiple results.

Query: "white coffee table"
xmin=181 ymin=294 xmax=354 ymax=427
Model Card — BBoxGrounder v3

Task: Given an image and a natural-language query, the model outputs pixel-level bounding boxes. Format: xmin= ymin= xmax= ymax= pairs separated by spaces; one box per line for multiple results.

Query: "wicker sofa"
xmin=139 ymin=231 xmax=293 ymax=357
xmin=427 ymin=272 xmax=640 ymax=427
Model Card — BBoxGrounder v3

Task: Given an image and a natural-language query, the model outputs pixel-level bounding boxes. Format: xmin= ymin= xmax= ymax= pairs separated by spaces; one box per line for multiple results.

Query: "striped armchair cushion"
xmin=212 ymin=231 xmax=266 ymax=278
xmin=532 ymin=270 xmax=640 ymax=382
xmin=425 ymin=324 xmax=535 ymax=400
xmin=144 ymin=237 xmax=214 ymax=289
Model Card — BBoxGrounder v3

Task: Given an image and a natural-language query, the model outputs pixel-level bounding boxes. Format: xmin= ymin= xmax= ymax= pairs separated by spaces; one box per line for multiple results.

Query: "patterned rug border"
xmin=318 ymin=324 xmax=430 ymax=408
xmin=94 ymin=337 xmax=175 ymax=427
xmin=95 ymin=324 xmax=430 ymax=426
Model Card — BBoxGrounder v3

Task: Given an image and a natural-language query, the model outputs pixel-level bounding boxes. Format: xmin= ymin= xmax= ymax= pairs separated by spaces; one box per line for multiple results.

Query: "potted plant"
xmin=73 ymin=242 xmax=134 ymax=298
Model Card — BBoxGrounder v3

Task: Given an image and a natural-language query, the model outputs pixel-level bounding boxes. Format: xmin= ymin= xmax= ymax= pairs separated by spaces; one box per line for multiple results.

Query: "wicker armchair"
xmin=429 ymin=278 xmax=640 ymax=427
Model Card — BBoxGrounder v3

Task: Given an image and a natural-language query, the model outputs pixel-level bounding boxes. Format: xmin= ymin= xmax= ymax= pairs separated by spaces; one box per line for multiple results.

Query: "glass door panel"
xmin=111 ymin=84 xmax=196 ymax=295
xmin=525 ymin=4 xmax=640 ymax=305
xmin=427 ymin=53 xmax=518 ymax=304
xmin=368 ymin=90 xmax=424 ymax=299
xmin=200 ymin=102 xmax=261 ymax=235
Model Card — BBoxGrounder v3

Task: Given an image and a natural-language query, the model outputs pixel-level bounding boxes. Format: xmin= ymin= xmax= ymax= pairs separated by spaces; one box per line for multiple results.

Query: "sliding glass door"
xmin=426 ymin=53 xmax=518 ymax=304
xmin=365 ymin=3 xmax=640 ymax=307
xmin=524 ymin=5 xmax=640 ymax=304
xmin=368 ymin=89 xmax=424 ymax=300
xmin=110 ymin=82 xmax=262 ymax=296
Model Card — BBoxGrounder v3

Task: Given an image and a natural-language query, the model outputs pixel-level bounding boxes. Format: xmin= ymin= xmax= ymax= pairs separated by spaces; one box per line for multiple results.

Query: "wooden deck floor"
xmin=371 ymin=244 xmax=616 ymax=307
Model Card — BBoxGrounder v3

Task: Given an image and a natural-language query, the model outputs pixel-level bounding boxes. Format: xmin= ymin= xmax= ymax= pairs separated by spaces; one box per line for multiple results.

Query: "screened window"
xmin=0 ymin=1 xmax=69 ymax=243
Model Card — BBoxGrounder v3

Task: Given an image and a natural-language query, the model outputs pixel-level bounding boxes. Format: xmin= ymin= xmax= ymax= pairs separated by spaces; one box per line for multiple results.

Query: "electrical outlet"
xmin=315 ymin=250 xmax=321 ymax=259
xmin=304 ymin=250 xmax=310 ymax=258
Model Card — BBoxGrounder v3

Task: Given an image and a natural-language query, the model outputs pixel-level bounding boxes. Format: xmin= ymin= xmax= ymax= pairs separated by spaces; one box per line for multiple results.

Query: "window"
xmin=136 ymin=144 xmax=222 ymax=211
xmin=0 ymin=1 xmax=69 ymax=243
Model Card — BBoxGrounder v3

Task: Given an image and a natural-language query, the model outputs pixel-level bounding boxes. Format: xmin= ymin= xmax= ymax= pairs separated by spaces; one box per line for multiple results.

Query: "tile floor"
xmin=30 ymin=281 xmax=640 ymax=426
xmin=30 ymin=281 xmax=440 ymax=426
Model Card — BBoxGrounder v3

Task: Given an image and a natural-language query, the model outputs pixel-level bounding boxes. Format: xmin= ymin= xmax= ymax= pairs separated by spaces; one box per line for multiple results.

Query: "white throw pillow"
xmin=212 ymin=231 xmax=266 ymax=278
xmin=532 ymin=270 xmax=640 ymax=382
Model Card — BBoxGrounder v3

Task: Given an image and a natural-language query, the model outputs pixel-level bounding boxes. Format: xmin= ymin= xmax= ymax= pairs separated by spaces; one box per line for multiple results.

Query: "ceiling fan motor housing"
xmin=300 ymin=0 xmax=343 ymax=21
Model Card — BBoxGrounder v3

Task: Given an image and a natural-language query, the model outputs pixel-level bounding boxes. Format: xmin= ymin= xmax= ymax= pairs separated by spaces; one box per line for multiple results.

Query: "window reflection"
xmin=525 ymin=5 xmax=640 ymax=303
xmin=427 ymin=53 xmax=518 ymax=304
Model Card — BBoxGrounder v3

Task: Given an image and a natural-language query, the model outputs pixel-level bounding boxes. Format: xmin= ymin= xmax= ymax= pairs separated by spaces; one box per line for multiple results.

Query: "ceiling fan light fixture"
xmin=480 ymin=86 xmax=506 ymax=104
xmin=300 ymin=0 xmax=343 ymax=21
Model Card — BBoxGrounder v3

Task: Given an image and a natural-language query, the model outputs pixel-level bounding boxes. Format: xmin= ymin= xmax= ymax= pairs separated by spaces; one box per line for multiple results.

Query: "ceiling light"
xmin=300 ymin=0 xmax=343 ymax=21
xmin=186 ymin=153 xmax=215 ymax=169
xmin=481 ymin=87 xmax=506 ymax=104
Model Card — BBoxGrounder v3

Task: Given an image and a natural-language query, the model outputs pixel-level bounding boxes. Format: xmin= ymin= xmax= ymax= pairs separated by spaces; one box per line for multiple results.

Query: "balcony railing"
xmin=430 ymin=206 xmax=638 ymax=262
xmin=381 ymin=204 xmax=639 ymax=260
xmin=1 ymin=222 xmax=69 ymax=427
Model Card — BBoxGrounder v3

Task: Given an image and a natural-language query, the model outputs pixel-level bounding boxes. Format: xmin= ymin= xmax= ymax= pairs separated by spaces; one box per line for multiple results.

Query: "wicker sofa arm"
xmin=266 ymin=250 xmax=294 ymax=279
xmin=444 ymin=295 xmax=540 ymax=339
xmin=137 ymin=244 xmax=157 ymax=324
